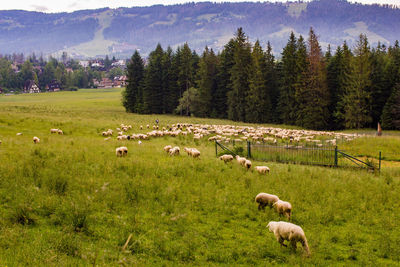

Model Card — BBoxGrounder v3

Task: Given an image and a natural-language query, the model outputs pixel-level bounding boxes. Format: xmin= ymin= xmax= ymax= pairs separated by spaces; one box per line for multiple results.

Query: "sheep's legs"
xmin=278 ymin=237 xmax=287 ymax=247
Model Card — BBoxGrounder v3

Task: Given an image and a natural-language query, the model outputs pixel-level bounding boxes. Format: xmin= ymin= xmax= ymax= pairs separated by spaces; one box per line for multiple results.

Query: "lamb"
xmin=169 ymin=146 xmax=180 ymax=156
xmin=255 ymin=193 xmax=279 ymax=210
xmin=57 ymin=129 xmax=63 ymax=135
xmin=33 ymin=136 xmax=40 ymax=144
xmin=189 ymin=148 xmax=201 ymax=158
xmin=116 ymin=146 xmax=128 ymax=157
xmin=244 ymin=159 xmax=252 ymax=169
xmin=164 ymin=145 xmax=172 ymax=153
xmin=235 ymin=155 xmax=246 ymax=166
xmin=273 ymin=200 xmax=292 ymax=220
xmin=50 ymin=128 xmax=58 ymax=134
xmin=219 ymin=154 xmax=234 ymax=163
xmin=267 ymin=221 xmax=310 ymax=256
xmin=138 ymin=140 xmax=142 ymax=145
xmin=255 ymin=166 xmax=270 ymax=174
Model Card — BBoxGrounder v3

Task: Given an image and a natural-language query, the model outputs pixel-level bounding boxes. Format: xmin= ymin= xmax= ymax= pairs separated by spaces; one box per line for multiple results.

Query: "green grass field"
xmin=0 ymin=89 xmax=400 ymax=266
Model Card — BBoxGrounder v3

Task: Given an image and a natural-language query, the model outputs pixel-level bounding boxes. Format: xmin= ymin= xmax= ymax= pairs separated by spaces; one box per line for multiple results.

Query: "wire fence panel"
xmin=250 ymin=143 xmax=336 ymax=166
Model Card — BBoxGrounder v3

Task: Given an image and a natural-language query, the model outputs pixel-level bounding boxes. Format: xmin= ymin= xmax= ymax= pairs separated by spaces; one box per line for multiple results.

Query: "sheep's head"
xmin=267 ymin=221 xmax=276 ymax=232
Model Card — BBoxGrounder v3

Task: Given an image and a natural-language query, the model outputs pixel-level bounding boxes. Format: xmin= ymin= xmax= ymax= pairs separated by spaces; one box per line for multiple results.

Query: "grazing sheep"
xmin=255 ymin=166 xmax=270 ymax=174
xmin=50 ymin=128 xmax=58 ymax=134
xmin=169 ymin=146 xmax=180 ymax=156
xmin=116 ymin=146 xmax=128 ymax=157
xmin=267 ymin=221 xmax=310 ymax=256
xmin=146 ymin=124 xmax=150 ymax=129
xmin=104 ymin=137 xmax=111 ymax=141
xmin=255 ymin=193 xmax=279 ymax=210
xmin=244 ymin=159 xmax=252 ymax=169
xmin=138 ymin=140 xmax=142 ymax=145
xmin=219 ymin=154 xmax=234 ymax=163
xmin=190 ymin=148 xmax=201 ymax=158
xmin=273 ymin=200 xmax=292 ymax=220
xmin=33 ymin=136 xmax=40 ymax=144
xmin=57 ymin=129 xmax=63 ymax=135
xmin=16 ymin=133 xmax=23 ymax=136
xmin=236 ymin=155 xmax=246 ymax=166
xmin=164 ymin=145 xmax=172 ymax=153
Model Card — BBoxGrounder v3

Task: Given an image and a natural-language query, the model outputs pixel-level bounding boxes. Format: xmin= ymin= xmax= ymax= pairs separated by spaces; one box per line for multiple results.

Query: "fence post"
xmin=247 ymin=141 xmax=251 ymax=158
xmin=334 ymin=146 xmax=338 ymax=167
xmin=215 ymin=141 xmax=218 ymax=157
xmin=379 ymin=151 xmax=382 ymax=171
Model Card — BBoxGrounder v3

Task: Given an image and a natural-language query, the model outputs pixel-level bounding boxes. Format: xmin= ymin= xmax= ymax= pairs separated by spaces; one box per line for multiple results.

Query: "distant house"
xmin=94 ymin=78 xmax=114 ymax=88
xmin=46 ymin=80 xmax=62 ymax=92
xmin=113 ymin=76 xmax=128 ymax=87
xmin=24 ymin=80 xmax=40 ymax=93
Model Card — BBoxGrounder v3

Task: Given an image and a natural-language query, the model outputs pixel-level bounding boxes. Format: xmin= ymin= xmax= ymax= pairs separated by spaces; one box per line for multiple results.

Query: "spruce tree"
xmin=245 ymin=40 xmax=271 ymax=123
xmin=338 ymin=34 xmax=372 ymax=129
xmin=215 ymin=39 xmax=235 ymax=118
xmin=381 ymin=83 xmax=400 ymax=130
xmin=196 ymin=47 xmax=219 ymax=117
xmin=264 ymin=42 xmax=278 ymax=122
xmin=162 ymin=47 xmax=178 ymax=113
xmin=123 ymin=50 xmax=144 ymax=113
xmin=278 ymin=32 xmax=298 ymax=124
xmin=142 ymin=44 xmax=164 ymax=114
xmin=227 ymin=27 xmax=252 ymax=122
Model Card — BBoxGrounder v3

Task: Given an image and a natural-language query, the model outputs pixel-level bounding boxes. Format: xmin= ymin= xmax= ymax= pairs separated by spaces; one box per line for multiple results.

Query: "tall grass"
xmin=0 ymin=89 xmax=399 ymax=265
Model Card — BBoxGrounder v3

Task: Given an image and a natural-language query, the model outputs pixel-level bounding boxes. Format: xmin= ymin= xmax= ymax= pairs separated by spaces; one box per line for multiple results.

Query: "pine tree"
xmin=142 ymin=44 xmax=164 ymax=114
xmin=245 ymin=40 xmax=271 ymax=123
xmin=381 ymin=83 xmax=400 ymax=130
xmin=123 ymin=50 xmax=144 ymax=113
xmin=278 ymin=32 xmax=298 ymax=124
xmin=264 ymin=42 xmax=278 ymax=122
xmin=196 ymin=47 xmax=219 ymax=117
xmin=338 ymin=34 xmax=372 ymax=129
xmin=161 ymin=47 xmax=178 ymax=113
xmin=227 ymin=27 xmax=252 ymax=122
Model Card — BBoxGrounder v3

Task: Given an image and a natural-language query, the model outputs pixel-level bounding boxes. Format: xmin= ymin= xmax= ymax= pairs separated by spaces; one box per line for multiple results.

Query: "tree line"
xmin=124 ymin=27 xmax=400 ymax=130
xmin=0 ymin=54 xmax=124 ymax=91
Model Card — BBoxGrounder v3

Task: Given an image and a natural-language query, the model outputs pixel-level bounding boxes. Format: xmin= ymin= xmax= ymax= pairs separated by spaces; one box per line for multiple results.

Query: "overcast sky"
xmin=1 ymin=0 xmax=399 ymax=13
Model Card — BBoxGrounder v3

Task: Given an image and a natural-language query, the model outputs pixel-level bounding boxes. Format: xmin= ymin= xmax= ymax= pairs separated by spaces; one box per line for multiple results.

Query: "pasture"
xmin=0 ymin=88 xmax=399 ymax=266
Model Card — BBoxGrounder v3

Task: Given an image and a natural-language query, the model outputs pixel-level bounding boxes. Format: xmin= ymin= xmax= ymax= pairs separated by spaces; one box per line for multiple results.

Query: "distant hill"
xmin=0 ymin=0 xmax=399 ymax=58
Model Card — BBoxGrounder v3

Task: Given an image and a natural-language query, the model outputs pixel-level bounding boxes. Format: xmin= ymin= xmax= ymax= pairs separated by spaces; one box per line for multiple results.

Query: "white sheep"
xmin=169 ymin=146 xmax=180 ymax=156
xmin=33 ymin=136 xmax=40 ymax=144
xmin=273 ymin=200 xmax=292 ymax=220
xmin=104 ymin=137 xmax=111 ymax=141
xmin=50 ymin=128 xmax=58 ymax=134
xmin=255 ymin=193 xmax=279 ymax=210
xmin=190 ymin=148 xmax=201 ymax=158
xmin=164 ymin=145 xmax=172 ymax=153
xmin=219 ymin=154 xmax=234 ymax=163
xmin=116 ymin=146 xmax=128 ymax=157
xmin=16 ymin=133 xmax=22 ymax=136
xmin=255 ymin=166 xmax=270 ymax=174
xmin=267 ymin=221 xmax=310 ymax=256
xmin=138 ymin=140 xmax=142 ymax=145
xmin=244 ymin=159 xmax=252 ymax=169
xmin=235 ymin=155 xmax=246 ymax=166
xmin=57 ymin=129 xmax=63 ymax=135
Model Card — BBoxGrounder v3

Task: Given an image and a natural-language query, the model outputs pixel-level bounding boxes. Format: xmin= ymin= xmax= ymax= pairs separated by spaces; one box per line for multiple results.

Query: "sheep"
xmin=236 ymin=155 xmax=246 ymax=166
xmin=255 ymin=193 xmax=279 ymax=210
xmin=16 ymin=133 xmax=22 ymax=136
xmin=104 ymin=137 xmax=111 ymax=141
xmin=244 ymin=159 xmax=252 ymax=169
xmin=164 ymin=145 xmax=172 ymax=153
xmin=50 ymin=128 xmax=58 ymax=134
xmin=169 ymin=146 xmax=180 ymax=156
xmin=219 ymin=154 xmax=234 ymax=163
xmin=138 ymin=140 xmax=142 ymax=145
xmin=190 ymin=148 xmax=201 ymax=158
xmin=140 ymin=125 xmax=143 ymax=130
xmin=255 ymin=166 xmax=270 ymax=174
xmin=116 ymin=146 xmax=128 ymax=157
xmin=33 ymin=136 xmax=40 ymax=144
xmin=57 ymin=129 xmax=63 ymax=135
xmin=273 ymin=200 xmax=292 ymax=220
xmin=267 ymin=221 xmax=310 ymax=256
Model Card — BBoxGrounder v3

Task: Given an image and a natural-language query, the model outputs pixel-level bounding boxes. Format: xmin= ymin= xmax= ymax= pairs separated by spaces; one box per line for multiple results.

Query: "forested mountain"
xmin=0 ymin=0 xmax=399 ymax=58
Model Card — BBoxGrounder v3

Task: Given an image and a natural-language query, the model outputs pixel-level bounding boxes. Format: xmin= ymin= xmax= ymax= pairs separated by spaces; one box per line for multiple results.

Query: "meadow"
xmin=0 ymin=88 xmax=399 ymax=266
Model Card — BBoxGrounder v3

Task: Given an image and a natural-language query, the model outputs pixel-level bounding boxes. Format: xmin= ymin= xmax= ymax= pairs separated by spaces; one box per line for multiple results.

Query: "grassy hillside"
xmin=0 ymin=89 xmax=399 ymax=266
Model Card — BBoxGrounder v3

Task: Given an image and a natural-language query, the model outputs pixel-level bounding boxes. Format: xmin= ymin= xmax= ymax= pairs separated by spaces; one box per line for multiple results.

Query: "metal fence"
xmin=215 ymin=140 xmax=381 ymax=171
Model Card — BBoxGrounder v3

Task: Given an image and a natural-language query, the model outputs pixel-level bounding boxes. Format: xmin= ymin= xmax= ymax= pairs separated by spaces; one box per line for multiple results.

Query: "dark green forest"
xmin=123 ymin=28 xmax=400 ymax=130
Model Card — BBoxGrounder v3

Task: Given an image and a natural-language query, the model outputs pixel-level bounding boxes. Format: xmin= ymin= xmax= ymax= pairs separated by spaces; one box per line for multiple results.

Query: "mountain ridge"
xmin=0 ymin=0 xmax=399 ymax=58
